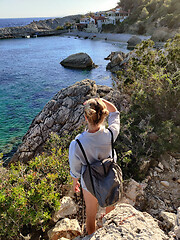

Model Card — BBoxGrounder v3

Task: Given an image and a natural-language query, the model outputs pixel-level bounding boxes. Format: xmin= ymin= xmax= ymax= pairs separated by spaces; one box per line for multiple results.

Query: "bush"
xmin=56 ymin=26 xmax=64 ymax=30
xmin=0 ymin=132 xmax=74 ymax=240
xmin=102 ymin=24 xmax=116 ymax=32
xmin=115 ymin=35 xmax=180 ymax=179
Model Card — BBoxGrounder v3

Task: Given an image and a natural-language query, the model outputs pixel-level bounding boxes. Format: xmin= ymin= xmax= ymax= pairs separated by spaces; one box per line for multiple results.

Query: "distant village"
xmin=0 ymin=6 xmax=131 ymax=39
xmin=67 ymin=6 xmax=130 ymax=32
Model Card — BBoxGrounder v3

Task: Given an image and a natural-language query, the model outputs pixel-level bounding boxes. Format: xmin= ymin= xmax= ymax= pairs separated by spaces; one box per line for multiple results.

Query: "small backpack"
xmin=76 ymin=128 xmax=123 ymax=207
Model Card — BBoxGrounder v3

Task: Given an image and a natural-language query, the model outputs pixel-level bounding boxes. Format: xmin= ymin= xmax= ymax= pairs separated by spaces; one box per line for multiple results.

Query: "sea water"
xmin=0 ymin=33 xmax=129 ymax=154
xmin=0 ymin=17 xmax=53 ymax=28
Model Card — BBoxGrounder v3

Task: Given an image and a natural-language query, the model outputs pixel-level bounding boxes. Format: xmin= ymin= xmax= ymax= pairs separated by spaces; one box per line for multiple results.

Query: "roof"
xmin=93 ymin=16 xmax=106 ymax=20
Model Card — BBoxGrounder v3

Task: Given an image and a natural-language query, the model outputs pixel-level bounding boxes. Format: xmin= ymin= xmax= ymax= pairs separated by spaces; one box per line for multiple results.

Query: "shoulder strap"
xmin=76 ymin=139 xmax=89 ymax=165
xmin=107 ymin=128 xmax=114 ymax=159
xmin=76 ymin=138 xmax=96 ymax=196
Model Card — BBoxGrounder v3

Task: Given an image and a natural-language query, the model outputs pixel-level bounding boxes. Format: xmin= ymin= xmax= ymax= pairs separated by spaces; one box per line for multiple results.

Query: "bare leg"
xmin=83 ymin=189 xmax=98 ymax=235
xmin=105 ymin=205 xmax=115 ymax=214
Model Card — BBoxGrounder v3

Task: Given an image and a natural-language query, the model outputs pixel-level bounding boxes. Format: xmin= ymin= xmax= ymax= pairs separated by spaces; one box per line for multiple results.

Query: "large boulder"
xmin=11 ymin=79 xmax=129 ymax=163
xmin=80 ymin=204 xmax=169 ymax=240
xmin=60 ymin=53 xmax=96 ymax=69
xmin=127 ymin=35 xmax=142 ymax=50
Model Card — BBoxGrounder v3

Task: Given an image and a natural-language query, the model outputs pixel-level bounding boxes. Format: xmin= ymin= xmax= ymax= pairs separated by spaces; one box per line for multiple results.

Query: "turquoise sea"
xmin=0 ymin=19 xmax=130 ymax=155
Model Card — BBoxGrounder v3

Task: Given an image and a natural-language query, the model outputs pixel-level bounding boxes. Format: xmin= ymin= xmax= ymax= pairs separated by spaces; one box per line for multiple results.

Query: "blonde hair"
xmin=84 ymin=98 xmax=109 ymax=126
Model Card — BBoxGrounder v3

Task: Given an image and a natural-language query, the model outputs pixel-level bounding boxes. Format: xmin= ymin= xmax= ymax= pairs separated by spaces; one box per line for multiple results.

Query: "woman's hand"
xmin=101 ymin=98 xmax=117 ymax=112
xmin=73 ymin=177 xmax=80 ymax=193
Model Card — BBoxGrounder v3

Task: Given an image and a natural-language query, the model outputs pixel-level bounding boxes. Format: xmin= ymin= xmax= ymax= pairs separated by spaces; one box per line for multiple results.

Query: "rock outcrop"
xmin=60 ymin=53 xmax=96 ymax=69
xmin=127 ymin=35 xmax=142 ymax=50
xmin=78 ymin=203 xmax=169 ymax=240
xmin=11 ymin=79 xmax=129 ymax=163
xmin=105 ymin=51 xmax=135 ymax=73
xmin=45 ymin=178 xmax=179 ymax=240
xmin=48 ymin=218 xmax=81 ymax=240
xmin=106 ymin=51 xmax=127 ymax=73
xmin=0 ymin=15 xmax=81 ymax=39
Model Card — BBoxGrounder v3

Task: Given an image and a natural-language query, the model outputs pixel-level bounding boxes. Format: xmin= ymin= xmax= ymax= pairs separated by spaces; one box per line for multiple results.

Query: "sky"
xmin=0 ymin=0 xmax=118 ymax=18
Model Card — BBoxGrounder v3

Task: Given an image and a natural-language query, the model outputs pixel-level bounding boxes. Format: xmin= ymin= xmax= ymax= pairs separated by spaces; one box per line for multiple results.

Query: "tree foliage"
xmin=117 ymin=0 xmax=180 ymax=30
xmin=115 ymin=35 xmax=180 ymax=179
xmin=0 ymin=129 xmax=84 ymax=240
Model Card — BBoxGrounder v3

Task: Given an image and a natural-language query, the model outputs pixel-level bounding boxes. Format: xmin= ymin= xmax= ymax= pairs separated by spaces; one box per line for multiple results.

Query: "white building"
xmin=80 ymin=17 xmax=95 ymax=25
xmin=105 ymin=7 xmax=130 ymax=24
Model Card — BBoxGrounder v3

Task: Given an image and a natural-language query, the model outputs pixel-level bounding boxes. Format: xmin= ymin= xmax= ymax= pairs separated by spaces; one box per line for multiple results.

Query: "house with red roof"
xmin=105 ymin=7 xmax=130 ymax=24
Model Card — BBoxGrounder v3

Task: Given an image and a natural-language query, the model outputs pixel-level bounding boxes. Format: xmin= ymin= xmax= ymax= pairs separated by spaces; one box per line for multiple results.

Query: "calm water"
xmin=0 ymin=34 xmax=129 ymax=153
xmin=0 ymin=17 xmax=53 ymax=28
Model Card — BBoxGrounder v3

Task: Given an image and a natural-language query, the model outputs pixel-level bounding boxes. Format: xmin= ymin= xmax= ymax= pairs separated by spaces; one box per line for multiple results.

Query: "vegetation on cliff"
xmin=115 ymin=34 xmax=180 ymax=179
xmin=116 ymin=0 xmax=180 ymax=35
xmin=0 ymin=130 xmax=82 ymax=240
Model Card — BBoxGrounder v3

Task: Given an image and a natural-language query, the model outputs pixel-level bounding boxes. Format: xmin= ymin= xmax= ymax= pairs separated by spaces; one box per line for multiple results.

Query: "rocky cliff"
xmin=0 ymin=15 xmax=81 ymax=39
xmin=11 ymin=79 xmax=129 ymax=163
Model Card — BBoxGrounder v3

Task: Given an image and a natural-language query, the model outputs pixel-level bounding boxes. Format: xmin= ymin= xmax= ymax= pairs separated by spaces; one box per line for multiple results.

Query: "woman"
xmin=69 ymin=98 xmax=120 ymax=235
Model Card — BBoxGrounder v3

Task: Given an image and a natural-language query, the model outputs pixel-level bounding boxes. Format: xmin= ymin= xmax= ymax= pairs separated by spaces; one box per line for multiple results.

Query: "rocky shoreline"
xmin=0 ymin=15 xmax=81 ymax=39
xmin=0 ymin=15 xmax=151 ymax=41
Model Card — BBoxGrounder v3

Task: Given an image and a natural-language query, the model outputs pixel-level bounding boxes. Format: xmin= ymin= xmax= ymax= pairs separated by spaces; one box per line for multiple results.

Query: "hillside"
xmin=116 ymin=0 xmax=180 ymax=40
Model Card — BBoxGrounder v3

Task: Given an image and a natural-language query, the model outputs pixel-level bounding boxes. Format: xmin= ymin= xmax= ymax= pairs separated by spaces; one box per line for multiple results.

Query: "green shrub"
xmin=0 ymin=133 xmax=73 ymax=240
xmin=56 ymin=26 xmax=64 ymax=30
xmin=115 ymin=35 xmax=180 ymax=179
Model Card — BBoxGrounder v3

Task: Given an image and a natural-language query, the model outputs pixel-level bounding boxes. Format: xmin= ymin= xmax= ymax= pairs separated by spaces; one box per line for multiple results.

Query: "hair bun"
xmin=102 ymin=108 xmax=109 ymax=117
xmin=84 ymin=98 xmax=109 ymax=125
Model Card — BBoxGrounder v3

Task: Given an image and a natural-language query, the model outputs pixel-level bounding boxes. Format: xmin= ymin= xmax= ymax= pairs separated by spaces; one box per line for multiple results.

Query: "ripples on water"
xmin=0 ymin=35 xmax=129 ymax=152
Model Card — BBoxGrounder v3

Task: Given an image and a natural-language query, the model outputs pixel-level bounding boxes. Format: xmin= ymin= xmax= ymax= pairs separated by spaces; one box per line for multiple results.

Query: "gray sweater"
xmin=69 ymin=111 xmax=120 ymax=189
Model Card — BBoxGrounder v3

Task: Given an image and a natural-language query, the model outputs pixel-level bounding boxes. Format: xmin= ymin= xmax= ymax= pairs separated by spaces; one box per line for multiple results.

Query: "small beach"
xmin=64 ymin=30 xmax=151 ymax=43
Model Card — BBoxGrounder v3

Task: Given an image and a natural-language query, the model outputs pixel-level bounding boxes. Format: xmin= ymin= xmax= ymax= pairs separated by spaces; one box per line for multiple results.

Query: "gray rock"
xmin=82 ymin=203 xmax=169 ymax=239
xmin=160 ymin=211 xmax=176 ymax=230
xmin=10 ymin=79 xmax=125 ymax=163
xmin=120 ymin=179 xmax=147 ymax=206
xmin=160 ymin=181 xmax=170 ymax=187
xmin=106 ymin=51 xmax=127 ymax=73
xmin=48 ymin=218 xmax=81 ymax=240
xmin=127 ymin=35 xmax=142 ymax=50
xmin=52 ymin=196 xmax=77 ymax=222
xmin=60 ymin=52 xmax=96 ymax=69
xmin=105 ymin=51 xmax=126 ymax=61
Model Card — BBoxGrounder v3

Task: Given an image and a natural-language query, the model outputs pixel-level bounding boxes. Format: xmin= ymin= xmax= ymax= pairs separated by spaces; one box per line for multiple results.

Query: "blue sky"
xmin=0 ymin=0 xmax=118 ymax=18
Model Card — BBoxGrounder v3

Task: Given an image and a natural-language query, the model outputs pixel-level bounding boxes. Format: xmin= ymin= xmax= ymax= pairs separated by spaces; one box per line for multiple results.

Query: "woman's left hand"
xmin=73 ymin=178 xmax=80 ymax=193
